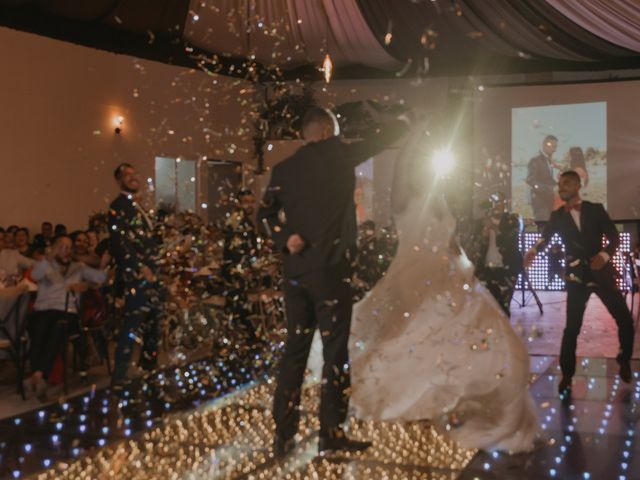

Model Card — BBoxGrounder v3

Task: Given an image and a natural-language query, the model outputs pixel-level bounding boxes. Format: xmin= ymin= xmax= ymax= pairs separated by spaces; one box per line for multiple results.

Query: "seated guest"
xmin=471 ymin=192 xmax=523 ymax=316
xmin=71 ymin=230 xmax=102 ymax=268
xmin=14 ymin=227 xmax=33 ymax=258
xmin=33 ymin=221 xmax=54 ymax=249
xmin=0 ymin=280 xmax=32 ymax=355
xmin=3 ymin=226 xmax=18 ymax=250
xmin=54 ymin=224 xmax=67 ymax=237
xmin=25 ymin=235 xmax=107 ymax=400
xmin=86 ymin=230 xmax=99 ymax=254
xmin=0 ymin=233 xmax=34 ymax=285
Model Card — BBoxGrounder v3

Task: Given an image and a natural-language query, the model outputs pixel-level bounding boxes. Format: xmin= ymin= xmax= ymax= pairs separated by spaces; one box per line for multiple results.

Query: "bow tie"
xmin=564 ymin=202 xmax=581 ymax=213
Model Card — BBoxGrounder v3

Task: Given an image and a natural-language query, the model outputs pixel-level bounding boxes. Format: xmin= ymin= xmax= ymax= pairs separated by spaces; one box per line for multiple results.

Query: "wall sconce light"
xmin=113 ymin=115 xmax=125 ymax=134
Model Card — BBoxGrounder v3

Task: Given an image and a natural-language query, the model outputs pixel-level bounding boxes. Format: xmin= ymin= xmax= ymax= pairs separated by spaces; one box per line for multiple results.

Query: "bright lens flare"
xmin=432 ymin=149 xmax=455 ymax=177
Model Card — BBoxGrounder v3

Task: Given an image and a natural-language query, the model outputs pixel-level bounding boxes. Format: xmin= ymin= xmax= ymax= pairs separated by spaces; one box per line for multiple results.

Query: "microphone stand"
xmin=513 ymin=267 xmax=544 ymax=314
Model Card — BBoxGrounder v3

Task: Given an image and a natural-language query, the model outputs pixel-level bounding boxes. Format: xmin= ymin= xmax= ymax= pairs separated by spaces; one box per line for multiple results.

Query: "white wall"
xmin=0 ymin=27 xmax=254 ymax=232
xmin=0 ymin=26 xmax=453 ymax=233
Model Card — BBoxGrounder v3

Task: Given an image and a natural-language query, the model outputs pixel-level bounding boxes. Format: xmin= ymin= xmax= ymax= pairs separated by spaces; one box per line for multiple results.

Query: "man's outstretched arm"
xmin=343 ymin=119 xmax=410 ymax=167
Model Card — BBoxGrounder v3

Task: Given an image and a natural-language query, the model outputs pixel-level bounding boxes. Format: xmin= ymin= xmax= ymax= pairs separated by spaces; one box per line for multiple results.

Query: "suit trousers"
xmin=273 ymin=260 xmax=353 ymax=441
xmin=111 ymin=282 xmax=162 ymax=384
xmin=562 ymin=264 xmax=634 ymax=378
xmin=29 ymin=310 xmax=85 ymax=378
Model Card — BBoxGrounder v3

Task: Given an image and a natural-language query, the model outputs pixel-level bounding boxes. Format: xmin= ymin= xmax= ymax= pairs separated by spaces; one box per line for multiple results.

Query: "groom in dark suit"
xmin=526 ymin=135 xmax=559 ymax=221
xmin=259 ymin=107 xmax=408 ymax=457
xmin=524 ymin=171 xmax=634 ymax=397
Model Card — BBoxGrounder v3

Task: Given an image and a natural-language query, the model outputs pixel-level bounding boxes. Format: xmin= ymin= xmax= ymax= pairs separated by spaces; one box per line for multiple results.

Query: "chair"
xmin=78 ymin=287 xmax=112 ymax=376
xmin=59 ymin=289 xmax=112 ymax=394
xmin=0 ymin=292 xmax=30 ymax=400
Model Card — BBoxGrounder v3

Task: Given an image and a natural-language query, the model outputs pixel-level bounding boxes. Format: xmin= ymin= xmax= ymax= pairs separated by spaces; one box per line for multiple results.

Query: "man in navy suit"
xmin=109 ymin=163 xmax=162 ymax=391
xmin=524 ymin=171 xmax=634 ymax=397
xmin=259 ymin=107 xmax=409 ymax=457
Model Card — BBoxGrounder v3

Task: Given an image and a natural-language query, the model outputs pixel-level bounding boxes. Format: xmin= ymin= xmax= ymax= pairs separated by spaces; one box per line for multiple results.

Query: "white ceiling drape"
xmin=546 ymin=0 xmax=640 ymax=53
xmin=183 ymin=0 xmax=398 ymax=71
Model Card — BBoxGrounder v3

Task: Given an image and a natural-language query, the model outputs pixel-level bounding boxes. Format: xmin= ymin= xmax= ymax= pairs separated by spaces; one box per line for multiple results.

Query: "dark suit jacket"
xmin=526 ymin=153 xmax=555 ymax=191
xmin=108 ymin=193 xmax=159 ymax=285
xmin=473 ymin=213 xmax=523 ymax=277
xmin=258 ymin=120 xmax=408 ymax=278
xmin=537 ymin=201 xmax=619 ymax=282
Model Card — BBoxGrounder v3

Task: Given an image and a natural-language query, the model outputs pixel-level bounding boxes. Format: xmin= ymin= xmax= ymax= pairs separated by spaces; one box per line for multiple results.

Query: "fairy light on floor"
xmin=34 ymin=383 xmax=476 ymax=479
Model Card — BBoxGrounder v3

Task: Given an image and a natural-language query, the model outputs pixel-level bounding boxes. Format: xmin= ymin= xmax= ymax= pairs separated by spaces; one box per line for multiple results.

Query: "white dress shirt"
xmin=484 ymin=222 xmax=504 ymax=268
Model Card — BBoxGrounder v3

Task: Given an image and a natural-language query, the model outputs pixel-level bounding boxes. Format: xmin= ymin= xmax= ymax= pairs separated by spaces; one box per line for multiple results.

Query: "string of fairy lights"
xmin=519 ymin=233 xmax=632 ymax=291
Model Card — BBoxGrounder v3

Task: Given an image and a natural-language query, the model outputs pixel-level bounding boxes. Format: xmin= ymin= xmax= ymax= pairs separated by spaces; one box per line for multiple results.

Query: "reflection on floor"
xmin=33 ymin=383 xmax=475 ymax=479
xmin=2 ymin=289 xmax=640 ymax=479
xmin=511 ymin=291 xmax=640 ymax=358
xmin=2 ymin=355 xmax=638 ymax=479
xmin=462 ymin=356 xmax=640 ymax=480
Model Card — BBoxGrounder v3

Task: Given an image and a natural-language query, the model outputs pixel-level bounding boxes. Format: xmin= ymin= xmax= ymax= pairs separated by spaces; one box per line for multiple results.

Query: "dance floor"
xmin=1 ymin=291 xmax=639 ymax=479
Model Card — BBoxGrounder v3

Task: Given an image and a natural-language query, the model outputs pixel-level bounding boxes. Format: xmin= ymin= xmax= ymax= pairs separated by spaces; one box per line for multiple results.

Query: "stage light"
xmin=518 ymin=232 xmax=631 ymax=291
xmin=432 ymin=148 xmax=455 ymax=177
xmin=322 ymin=53 xmax=333 ymax=83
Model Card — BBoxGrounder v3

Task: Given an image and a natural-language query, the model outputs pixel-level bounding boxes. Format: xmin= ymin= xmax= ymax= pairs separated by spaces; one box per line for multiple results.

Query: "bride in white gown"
xmin=348 ymin=130 xmax=541 ymax=453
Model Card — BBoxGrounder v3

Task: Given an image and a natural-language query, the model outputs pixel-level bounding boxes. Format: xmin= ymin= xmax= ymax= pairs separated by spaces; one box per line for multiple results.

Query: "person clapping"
xmin=25 ymin=235 xmax=107 ymax=400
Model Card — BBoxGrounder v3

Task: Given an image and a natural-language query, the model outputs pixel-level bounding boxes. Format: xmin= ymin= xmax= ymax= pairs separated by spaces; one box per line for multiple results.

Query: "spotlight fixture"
xmin=113 ymin=115 xmax=125 ymax=134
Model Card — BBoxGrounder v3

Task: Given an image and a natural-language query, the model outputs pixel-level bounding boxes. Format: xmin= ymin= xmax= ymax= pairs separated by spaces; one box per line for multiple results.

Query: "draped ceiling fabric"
xmin=546 ymin=0 xmax=640 ymax=53
xmin=183 ymin=0 xmax=399 ymax=71
xmin=2 ymin=0 xmax=640 ymax=78
xmin=355 ymin=0 xmax=639 ymax=75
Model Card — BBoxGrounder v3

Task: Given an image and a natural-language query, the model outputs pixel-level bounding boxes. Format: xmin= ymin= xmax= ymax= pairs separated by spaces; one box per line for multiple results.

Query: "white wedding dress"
xmin=348 ymin=193 xmax=540 ymax=453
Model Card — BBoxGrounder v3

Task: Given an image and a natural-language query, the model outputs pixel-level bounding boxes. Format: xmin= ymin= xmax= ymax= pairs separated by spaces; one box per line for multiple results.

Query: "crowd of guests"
xmin=0 ymin=161 xmax=403 ymax=404
xmin=0 ymin=222 xmax=112 ymax=400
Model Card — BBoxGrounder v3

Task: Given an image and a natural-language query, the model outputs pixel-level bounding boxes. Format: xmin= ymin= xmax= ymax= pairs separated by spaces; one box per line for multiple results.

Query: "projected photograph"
xmin=511 ymin=102 xmax=607 ymax=221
